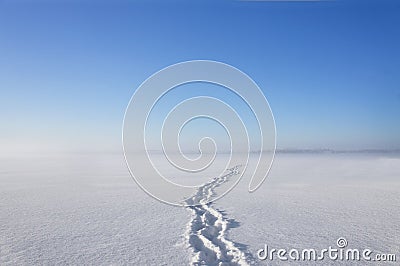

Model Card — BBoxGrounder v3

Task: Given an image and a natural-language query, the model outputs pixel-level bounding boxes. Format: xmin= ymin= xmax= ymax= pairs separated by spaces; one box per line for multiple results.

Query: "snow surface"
xmin=1 ymin=152 xmax=399 ymax=265
xmin=216 ymin=153 xmax=400 ymax=265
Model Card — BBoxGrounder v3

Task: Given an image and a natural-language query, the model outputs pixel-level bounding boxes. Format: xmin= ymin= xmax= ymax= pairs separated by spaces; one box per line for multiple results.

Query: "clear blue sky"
xmin=1 ymin=0 xmax=399 ymax=152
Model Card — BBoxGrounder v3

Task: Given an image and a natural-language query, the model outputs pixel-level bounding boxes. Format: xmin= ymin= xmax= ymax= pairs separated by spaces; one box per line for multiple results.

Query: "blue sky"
xmin=1 ymin=0 xmax=399 ymax=152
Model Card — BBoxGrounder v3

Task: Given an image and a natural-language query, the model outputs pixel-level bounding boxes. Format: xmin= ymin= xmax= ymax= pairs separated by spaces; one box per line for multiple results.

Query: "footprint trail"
xmin=184 ymin=165 xmax=253 ymax=266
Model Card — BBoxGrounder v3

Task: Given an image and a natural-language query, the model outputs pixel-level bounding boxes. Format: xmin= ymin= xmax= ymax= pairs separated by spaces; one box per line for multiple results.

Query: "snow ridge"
xmin=184 ymin=165 xmax=253 ymax=266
